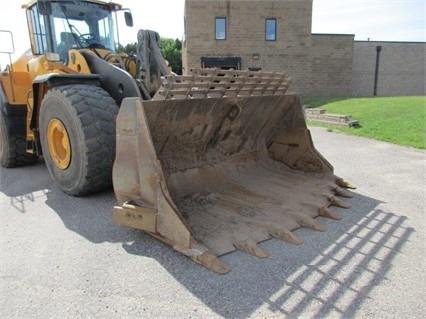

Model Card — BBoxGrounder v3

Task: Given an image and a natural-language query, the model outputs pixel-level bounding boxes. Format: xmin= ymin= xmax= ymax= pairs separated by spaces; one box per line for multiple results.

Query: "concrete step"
xmin=305 ymin=108 xmax=359 ymax=127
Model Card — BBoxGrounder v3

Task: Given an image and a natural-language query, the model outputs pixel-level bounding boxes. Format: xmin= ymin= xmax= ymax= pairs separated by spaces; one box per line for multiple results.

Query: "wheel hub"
xmin=47 ymin=118 xmax=71 ymax=169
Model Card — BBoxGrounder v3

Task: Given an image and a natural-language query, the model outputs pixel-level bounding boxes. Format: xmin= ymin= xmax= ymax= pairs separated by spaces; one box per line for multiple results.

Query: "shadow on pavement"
xmin=0 ymin=160 xmax=139 ymax=244
xmin=0 ymin=162 xmax=414 ymax=318
xmin=122 ymin=191 xmax=414 ymax=318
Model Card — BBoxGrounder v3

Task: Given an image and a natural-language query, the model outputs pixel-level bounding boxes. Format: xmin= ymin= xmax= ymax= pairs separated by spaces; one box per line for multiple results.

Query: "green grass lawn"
xmin=302 ymin=96 xmax=426 ymax=149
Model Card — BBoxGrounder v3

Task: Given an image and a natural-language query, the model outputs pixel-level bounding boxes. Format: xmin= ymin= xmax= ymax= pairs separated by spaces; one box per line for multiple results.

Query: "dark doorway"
xmin=201 ymin=56 xmax=241 ymax=70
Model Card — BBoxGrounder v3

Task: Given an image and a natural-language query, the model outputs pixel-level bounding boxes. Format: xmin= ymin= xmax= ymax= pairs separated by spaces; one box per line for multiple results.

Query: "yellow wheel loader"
xmin=0 ymin=0 xmax=355 ymax=273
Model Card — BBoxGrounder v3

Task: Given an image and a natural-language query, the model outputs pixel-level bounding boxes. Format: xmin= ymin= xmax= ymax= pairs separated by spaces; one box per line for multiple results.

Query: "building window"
xmin=215 ymin=17 xmax=226 ymax=40
xmin=265 ymin=18 xmax=276 ymax=41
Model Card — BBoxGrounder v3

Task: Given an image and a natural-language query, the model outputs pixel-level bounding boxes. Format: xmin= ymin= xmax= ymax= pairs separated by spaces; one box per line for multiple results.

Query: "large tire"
xmin=0 ymin=108 xmax=38 ymax=168
xmin=39 ymin=84 xmax=118 ymax=196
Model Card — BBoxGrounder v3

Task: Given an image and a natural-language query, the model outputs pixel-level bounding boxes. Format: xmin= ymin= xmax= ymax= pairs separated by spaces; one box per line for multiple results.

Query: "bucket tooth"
xmin=318 ymin=206 xmax=342 ymax=220
xmin=268 ymin=226 xmax=304 ymax=245
xmin=328 ymin=195 xmax=351 ymax=209
xmin=335 ymin=176 xmax=356 ymax=189
xmin=294 ymin=214 xmax=326 ymax=232
xmin=332 ymin=186 xmax=353 ymax=198
xmin=234 ymin=239 xmax=269 ymax=258
xmin=194 ymin=252 xmax=231 ymax=274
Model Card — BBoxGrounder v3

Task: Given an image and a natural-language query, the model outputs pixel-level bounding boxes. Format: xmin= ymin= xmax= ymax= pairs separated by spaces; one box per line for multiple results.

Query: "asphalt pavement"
xmin=1 ymin=126 xmax=425 ymax=318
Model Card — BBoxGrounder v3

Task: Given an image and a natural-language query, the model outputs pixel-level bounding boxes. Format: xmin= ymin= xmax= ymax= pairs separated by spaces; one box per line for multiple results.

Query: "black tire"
xmin=39 ymin=84 xmax=118 ymax=196
xmin=0 ymin=108 xmax=38 ymax=168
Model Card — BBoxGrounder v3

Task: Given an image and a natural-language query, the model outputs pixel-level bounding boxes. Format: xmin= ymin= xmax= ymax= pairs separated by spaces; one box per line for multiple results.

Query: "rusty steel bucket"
xmin=112 ymin=69 xmax=354 ymax=273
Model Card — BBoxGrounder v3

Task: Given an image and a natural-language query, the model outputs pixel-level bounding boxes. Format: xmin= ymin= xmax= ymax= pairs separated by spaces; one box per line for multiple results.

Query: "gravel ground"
xmin=1 ymin=126 xmax=425 ymax=318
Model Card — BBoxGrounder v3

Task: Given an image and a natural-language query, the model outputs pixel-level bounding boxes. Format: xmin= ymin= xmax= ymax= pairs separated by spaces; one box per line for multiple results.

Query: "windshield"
xmin=28 ymin=1 xmax=116 ymax=59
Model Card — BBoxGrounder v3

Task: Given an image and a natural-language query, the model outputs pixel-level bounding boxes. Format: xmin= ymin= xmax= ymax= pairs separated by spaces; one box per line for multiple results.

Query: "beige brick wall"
xmin=352 ymin=42 xmax=426 ymax=96
xmin=308 ymin=34 xmax=354 ymax=96
xmin=183 ymin=0 xmax=313 ymax=93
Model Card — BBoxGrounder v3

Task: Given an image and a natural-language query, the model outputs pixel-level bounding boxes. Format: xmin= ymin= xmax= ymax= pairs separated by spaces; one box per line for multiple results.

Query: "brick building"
xmin=352 ymin=41 xmax=425 ymax=96
xmin=182 ymin=0 xmax=425 ymax=96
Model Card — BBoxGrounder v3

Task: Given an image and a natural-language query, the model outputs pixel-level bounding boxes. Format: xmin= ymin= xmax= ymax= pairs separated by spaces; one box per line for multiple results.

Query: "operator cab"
xmin=24 ymin=0 xmax=132 ymax=62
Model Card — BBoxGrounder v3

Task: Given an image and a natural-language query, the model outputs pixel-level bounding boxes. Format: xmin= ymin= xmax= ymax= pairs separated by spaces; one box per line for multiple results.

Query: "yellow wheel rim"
xmin=47 ymin=118 xmax=71 ymax=169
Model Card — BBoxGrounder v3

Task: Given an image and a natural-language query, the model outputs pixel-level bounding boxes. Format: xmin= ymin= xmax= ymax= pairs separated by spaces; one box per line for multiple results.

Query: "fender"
xmin=29 ymin=73 xmax=101 ymax=131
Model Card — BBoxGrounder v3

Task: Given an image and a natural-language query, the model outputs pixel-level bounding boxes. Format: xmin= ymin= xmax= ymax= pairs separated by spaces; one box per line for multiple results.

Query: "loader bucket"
xmin=112 ymin=69 xmax=355 ymax=273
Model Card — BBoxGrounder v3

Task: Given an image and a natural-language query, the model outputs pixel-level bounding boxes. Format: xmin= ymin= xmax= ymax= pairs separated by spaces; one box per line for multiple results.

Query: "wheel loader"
xmin=0 ymin=0 xmax=355 ymax=273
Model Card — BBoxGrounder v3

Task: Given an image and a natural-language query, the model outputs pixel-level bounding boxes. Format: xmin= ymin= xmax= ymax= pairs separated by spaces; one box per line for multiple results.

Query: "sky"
xmin=0 ymin=0 xmax=424 ymax=62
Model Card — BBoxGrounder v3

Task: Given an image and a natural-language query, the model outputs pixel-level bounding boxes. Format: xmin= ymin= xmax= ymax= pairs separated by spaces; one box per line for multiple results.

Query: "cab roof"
xmin=22 ymin=0 xmax=123 ymax=11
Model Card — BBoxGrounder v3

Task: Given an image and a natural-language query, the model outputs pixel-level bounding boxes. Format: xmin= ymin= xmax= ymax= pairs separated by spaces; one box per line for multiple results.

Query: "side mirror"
xmin=38 ymin=1 xmax=52 ymax=15
xmin=124 ymin=11 xmax=133 ymax=27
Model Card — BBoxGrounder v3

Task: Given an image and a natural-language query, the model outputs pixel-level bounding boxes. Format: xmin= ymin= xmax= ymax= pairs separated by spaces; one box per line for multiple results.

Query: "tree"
xmin=159 ymin=38 xmax=182 ymax=75
xmin=117 ymin=37 xmax=182 ymax=75
xmin=117 ymin=42 xmax=137 ymax=56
